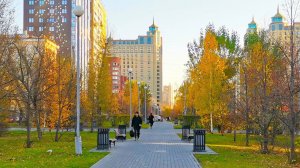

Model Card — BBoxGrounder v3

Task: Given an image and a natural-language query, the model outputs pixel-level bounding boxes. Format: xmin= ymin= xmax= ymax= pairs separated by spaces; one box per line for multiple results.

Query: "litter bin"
xmin=97 ymin=128 xmax=110 ymax=150
xmin=193 ymin=129 xmax=206 ymax=152
xmin=182 ymin=125 xmax=190 ymax=140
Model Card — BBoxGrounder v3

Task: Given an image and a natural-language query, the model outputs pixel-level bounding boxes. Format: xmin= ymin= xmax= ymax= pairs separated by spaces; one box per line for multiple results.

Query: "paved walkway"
xmin=91 ymin=122 xmax=201 ymax=168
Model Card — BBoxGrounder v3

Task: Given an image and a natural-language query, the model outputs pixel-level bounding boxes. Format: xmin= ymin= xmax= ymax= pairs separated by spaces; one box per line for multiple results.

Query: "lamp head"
xmin=73 ymin=6 xmax=84 ymax=17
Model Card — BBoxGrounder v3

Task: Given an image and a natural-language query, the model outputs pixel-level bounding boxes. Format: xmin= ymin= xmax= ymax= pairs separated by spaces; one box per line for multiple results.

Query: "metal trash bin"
xmin=174 ymin=119 xmax=178 ymax=125
xmin=193 ymin=129 xmax=206 ymax=152
xmin=97 ymin=128 xmax=110 ymax=150
xmin=182 ymin=125 xmax=190 ymax=140
xmin=118 ymin=125 xmax=126 ymax=140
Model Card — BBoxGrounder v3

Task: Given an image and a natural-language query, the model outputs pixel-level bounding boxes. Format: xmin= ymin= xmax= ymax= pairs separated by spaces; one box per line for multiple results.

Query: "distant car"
xmin=154 ymin=115 xmax=161 ymax=122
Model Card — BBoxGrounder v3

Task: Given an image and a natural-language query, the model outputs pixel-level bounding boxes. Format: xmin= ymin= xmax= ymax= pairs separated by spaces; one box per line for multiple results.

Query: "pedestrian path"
xmin=91 ymin=122 xmax=201 ymax=168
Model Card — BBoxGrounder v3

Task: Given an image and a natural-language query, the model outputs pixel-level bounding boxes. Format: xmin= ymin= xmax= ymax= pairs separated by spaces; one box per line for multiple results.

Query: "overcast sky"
xmin=15 ymin=0 xmax=285 ymax=90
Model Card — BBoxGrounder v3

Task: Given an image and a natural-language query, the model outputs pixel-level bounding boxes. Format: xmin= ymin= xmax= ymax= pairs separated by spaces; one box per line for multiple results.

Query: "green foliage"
xmin=173 ymin=125 xmax=182 ymax=129
xmin=178 ymin=115 xmax=201 ymax=128
xmin=100 ymin=120 xmax=112 ymax=128
xmin=111 ymin=114 xmax=130 ymax=127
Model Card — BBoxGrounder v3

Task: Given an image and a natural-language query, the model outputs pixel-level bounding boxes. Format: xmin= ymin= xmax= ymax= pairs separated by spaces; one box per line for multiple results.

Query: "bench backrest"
xmin=118 ymin=125 xmax=126 ymax=134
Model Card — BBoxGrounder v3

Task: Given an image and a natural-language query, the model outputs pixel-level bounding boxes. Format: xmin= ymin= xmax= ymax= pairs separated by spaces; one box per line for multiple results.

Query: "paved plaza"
xmin=91 ymin=122 xmax=202 ymax=168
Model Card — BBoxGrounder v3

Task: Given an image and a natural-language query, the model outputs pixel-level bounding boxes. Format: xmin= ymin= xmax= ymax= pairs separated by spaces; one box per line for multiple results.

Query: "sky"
xmin=14 ymin=0 xmax=283 ymax=90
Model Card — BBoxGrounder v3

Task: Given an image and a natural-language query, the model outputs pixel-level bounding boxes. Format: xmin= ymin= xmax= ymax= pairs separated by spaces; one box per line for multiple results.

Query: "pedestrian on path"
xmin=131 ymin=112 xmax=142 ymax=140
xmin=148 ymin=113 xmax=154 ymax=129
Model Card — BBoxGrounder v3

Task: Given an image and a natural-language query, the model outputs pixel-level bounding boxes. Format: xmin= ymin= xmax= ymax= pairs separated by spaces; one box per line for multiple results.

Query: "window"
xmin=112 ymin=76 xmax=118 ymax=80
xmin=48 ymin=18 xmax=55 ymax=23
xmin=62 ymin=17 xmax=67 ymax=23
xmin=39 ymin=9 xmax=45 ymax=14
xmin=49 ymin=27 xmax=55 ymax=32
xmin=50 ymin=0 xmax=55 ymax=5
xmin=39 ymin=0 xmax=45 ymax=6
xmin=49 ymin=9 xmax=55 ymax=14
xmin=62 ymin=9 xmax=67 ymax=14
xmin=62 ymin=0 xmax=67 ymax=5
xmin=39 ymin=27 xmax=44 ymax=32
xmin=28 ymin=0 xmax=34 ymax=5
xmin=28 ymin=18 xmax=34 ymax=23
xmin=28 ymin=27 xmax=34 ymax=32
xmin=39 ymin=18 xmax=44 ymax=23
xmin=29 ymin=9 xmax=34 ymax=14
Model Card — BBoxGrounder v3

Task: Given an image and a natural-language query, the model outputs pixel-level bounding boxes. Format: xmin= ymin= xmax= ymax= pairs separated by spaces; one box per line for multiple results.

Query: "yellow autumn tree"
xmin=123 ymin=80 xmax=139 ymax=114
xmin=192 ymin=30 xmax=228 ymax=132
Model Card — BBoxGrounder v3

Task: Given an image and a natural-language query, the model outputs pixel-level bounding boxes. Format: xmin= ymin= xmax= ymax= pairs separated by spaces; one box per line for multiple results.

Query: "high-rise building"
xmin=24 ymin=0 xmax=73 ymax=56
xmin=247 ymin=17 xmax=258 ymax=34
xmin=162 ymin=85 xmax=172 ymax=107
xmin=23 ymin=0 xmax=107 ymax=86
xmin=268 ymin=7 xmax=300 ymax=45
xmin=246 ymin=7 xmax=300 ymax=45
xmin=111 ymin=20 xmax=163 ymax=105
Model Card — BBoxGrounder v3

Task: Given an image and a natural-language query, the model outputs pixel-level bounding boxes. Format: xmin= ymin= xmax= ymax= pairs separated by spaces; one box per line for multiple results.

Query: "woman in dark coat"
xmin=148 ymin=113 xmax=154 ymax=129
xmin=131 ymin=112 xmax=142 ymax=140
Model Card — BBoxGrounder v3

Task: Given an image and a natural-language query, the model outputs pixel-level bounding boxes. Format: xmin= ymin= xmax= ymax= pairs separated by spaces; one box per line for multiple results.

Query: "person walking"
xmin=131 ymin=112 xmax=142 ymax=140
xmin=148 ymin=113 xmax=154 ymax=129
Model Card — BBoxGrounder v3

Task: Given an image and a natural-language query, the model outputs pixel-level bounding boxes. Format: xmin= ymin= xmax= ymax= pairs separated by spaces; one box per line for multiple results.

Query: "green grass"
xmin=173 ymin=125 xmax=182 ymax=129
xmin=193 ymin=134 xmax=299 ymax=168
xmin=0 ymin=131 xmax=110 ymax=168
xmin=141 ymin=123 xmax=150 ymax=129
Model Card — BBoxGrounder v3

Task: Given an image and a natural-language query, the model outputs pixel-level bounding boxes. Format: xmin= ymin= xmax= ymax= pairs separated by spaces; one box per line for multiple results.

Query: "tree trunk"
xmin=26 ymin=104 xmax=31 ymax=148
xmin=34 ymin=104 xmax=42 ymax=140
xmin=261 ymin=128 xmax=269 ymax=154
xmin=289 ymin=129 xmax=296 ymax=163
xmin=233 ymin=129 xmax=236 ymax=142
xmin=55 ymin=111 xmax=62 ymax=142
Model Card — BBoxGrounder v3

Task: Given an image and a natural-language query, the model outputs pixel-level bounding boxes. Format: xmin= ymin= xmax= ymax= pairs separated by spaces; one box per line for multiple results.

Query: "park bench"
xmin=109 ymin=139 xmax=116 ymax=148
xmin=115 ymin=125 xmax=126 ymax=141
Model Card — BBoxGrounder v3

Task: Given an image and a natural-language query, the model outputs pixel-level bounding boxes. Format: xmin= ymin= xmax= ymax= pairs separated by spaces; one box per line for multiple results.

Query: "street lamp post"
xmin=128 ymin=68 xmax=133 ymax=127
xmin=137 ymin=82 xmax=141 ymax=114
xmin=144 ymin=85 xmax=148 ymax=122
xmin=73 ymin=6 xmax=84 ymax=155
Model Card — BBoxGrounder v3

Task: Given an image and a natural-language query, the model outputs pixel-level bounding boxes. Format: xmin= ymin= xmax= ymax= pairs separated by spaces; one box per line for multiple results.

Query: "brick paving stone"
xmin=91 ymin=122 xmax=202 ymax=168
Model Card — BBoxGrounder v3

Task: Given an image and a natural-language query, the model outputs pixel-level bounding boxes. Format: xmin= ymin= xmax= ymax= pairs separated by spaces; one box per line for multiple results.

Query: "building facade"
xmin=247 ymin=17 xmax=258 ymax=34
xmin=108 ymin=57 xmax=122 ymax=93
xmin=23 ymin=0 xmax=107 ymax=86
xmin=247 ymin=7 xmax=300 ymax=45
xmin=111 ymin=21 xmax=163 ymax=105
xmin=24 ymin=0 xmax=72 ymax=56
xmin=268 ymin=7 xmax=300 ymax=46
xmin=162 ymin=85 xmax=172 ymax=107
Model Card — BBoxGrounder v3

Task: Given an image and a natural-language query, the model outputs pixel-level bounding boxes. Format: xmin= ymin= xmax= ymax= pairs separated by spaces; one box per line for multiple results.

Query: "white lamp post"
xmin=137 ymin=82 xmax=141 ymax=114
xmin=73 ymin=5 xmax=84 ymax=155
xmin=144 ymin=85 xmax=148 ymax=122
xmin=128 ymin=68 xmax=133 ymax=127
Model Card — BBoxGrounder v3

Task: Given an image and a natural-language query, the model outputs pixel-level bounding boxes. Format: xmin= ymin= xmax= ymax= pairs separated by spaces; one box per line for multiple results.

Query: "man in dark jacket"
xmin=148 ymin=113 xmax=154 ymax=129
xmin=131 ymin=112 xmax=142 ymax=140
